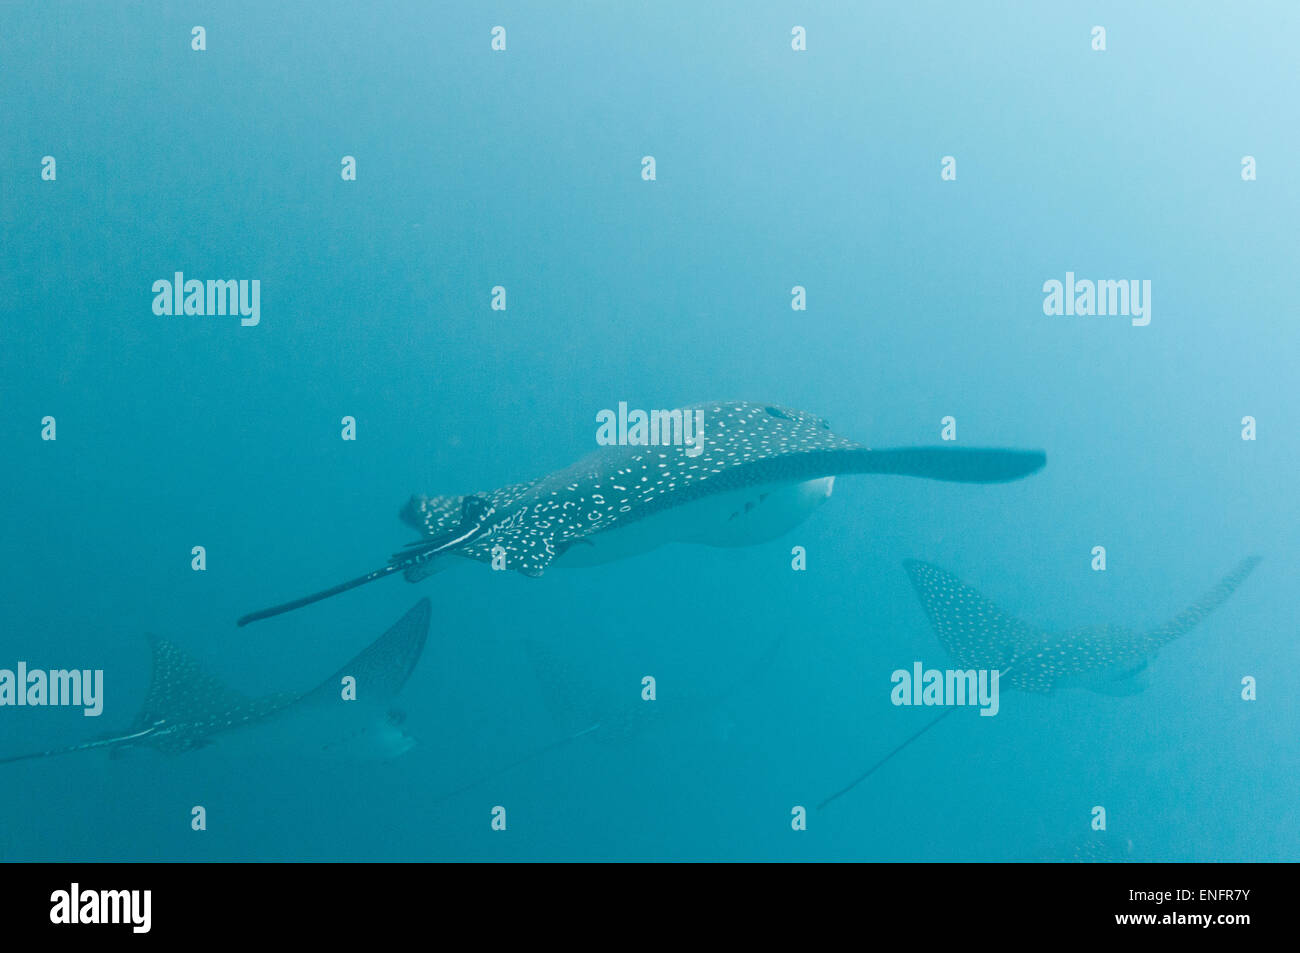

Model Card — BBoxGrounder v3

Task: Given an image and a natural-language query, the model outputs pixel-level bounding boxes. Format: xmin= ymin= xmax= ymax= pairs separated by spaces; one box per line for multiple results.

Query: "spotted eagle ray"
xmin=238 ymin=400 xmax=1046 ymax=625
xmin=0 ymin=600 xmax=431 ymax=765
xmin=433 ymin=634 xmax=784 ymax=802
xmin=819 ymin=556 xmax=1261 ymax=808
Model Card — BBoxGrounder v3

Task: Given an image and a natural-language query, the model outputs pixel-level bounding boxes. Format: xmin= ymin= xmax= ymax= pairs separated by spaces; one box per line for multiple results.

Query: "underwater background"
xmin=1 ymin=1 xmax=1296 ymax=861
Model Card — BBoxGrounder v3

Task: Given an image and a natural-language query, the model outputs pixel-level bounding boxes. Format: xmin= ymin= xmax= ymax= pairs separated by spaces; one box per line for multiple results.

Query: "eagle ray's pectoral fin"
xmin=852 ymin=447 xmax=1046 ymax=484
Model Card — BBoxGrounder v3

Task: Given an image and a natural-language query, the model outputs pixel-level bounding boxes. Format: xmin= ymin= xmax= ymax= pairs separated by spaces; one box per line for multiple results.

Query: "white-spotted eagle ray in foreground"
xmin=818 ymin=557 xmax=1261 ymax=809
xmin=238 ymin=401 xmax=1046 ymax=626
xmin=0 ymin=600 xmax=431 ymax=765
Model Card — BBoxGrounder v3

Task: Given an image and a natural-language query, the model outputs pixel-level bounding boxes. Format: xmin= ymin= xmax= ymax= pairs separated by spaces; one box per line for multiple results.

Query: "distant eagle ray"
xmin=238 ymin=400 xmax=1046 ymax=625
xmin=818 ymin=556 xmax=1262 ymax=809
xmin=432 ymin=632 xmax=785 ymax=803
xmin=1 ymin=600 xmax=431 ymax=765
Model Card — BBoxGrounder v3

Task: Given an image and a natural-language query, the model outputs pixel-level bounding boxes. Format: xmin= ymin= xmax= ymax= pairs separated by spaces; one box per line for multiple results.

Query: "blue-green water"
xmin=1 ymin=1 xmax=1296 ymax=861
